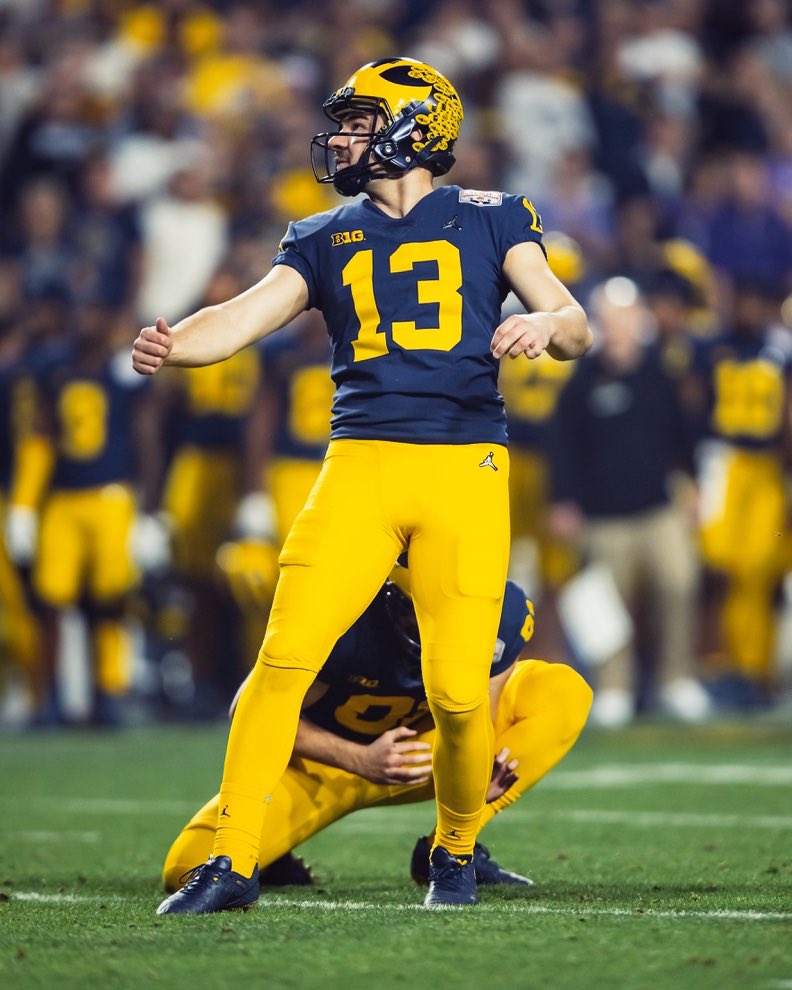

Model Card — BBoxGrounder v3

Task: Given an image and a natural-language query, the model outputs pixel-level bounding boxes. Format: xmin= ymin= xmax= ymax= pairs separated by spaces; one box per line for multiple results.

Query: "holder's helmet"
xmin=311 ymin=57 xmax=463 ymax=197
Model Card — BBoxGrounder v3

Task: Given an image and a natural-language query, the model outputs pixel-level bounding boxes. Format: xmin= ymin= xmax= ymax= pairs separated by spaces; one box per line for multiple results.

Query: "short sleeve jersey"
xmin=272 ymin=186 xmax=545 ymax=445
xmin=302 ymin=579 xmax=534 ymax=743
xmin=259 ymin=327 xmax=333 ymax=460
xmin=38 ymin=345 xmax=150 ymax=489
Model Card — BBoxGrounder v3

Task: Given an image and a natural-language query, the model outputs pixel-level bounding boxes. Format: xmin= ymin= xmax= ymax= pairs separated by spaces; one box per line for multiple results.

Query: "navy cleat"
xmin=424 ymin=845 xmax=478 ymax=908
xmin=156 ymin=856 xmax=259 ymax=915
xmin=259 ymin=851 xmax=314 ymax=887
xmin=411 ymin=835 xmax=533 ymax=886
xmin=472 ymin=841 xmax=534 ymax=886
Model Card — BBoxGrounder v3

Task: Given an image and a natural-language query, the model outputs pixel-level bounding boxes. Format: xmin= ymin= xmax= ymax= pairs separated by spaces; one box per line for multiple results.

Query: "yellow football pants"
xmin=213 ymin=439 xmax=510 ymax=871
xmin=163 ymin=447 xmax=241 ymax=579
xmin=267 ymin=458 xmax=323 ymax=547
xmin=699 ymin=446 xmax=787 ymax=678
xmin=33 ymin=484 xmax=138 ymax=605
xmin=163 ymin=659 xmax=592 ymax=890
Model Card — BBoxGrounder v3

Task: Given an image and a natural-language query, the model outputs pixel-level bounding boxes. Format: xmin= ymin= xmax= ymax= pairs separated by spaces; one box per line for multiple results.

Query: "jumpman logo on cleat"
xmin=479 ymin=452 xmax=498 ymax=471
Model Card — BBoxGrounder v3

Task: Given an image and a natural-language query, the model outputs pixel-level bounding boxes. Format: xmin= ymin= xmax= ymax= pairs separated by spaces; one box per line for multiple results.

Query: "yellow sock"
xmin=430 ymin=702 xmax=492 ymax=857
xmin=212 ymin=660 xmax=315 ymax=878
xmin=93 ymin=619 xmax=129 ymax=695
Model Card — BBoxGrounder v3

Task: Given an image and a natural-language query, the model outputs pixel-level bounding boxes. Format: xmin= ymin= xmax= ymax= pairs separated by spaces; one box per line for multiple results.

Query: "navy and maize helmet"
xmin=311 ymin=57 xmax=464 ymax=197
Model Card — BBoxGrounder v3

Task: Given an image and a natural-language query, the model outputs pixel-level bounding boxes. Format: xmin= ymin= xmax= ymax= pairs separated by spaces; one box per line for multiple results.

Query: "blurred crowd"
xmin=2 ymin=0 xmax=792 ymax=729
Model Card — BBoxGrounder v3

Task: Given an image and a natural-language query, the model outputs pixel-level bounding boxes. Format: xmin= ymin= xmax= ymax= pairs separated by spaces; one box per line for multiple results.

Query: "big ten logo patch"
xmin=331 ymin=229 xmax=366 ymax=246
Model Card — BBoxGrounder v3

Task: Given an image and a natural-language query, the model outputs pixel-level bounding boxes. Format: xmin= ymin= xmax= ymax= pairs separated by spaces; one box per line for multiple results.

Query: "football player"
xmin=162 ymin=568 xmax=592 ymax=893
xmin=135 ymin=57 xmax=591 ymax=912
xmin=686 ymin=278 xmax=792 ymax=705
xmin=22 ymin=302 xmax=153 ymax=725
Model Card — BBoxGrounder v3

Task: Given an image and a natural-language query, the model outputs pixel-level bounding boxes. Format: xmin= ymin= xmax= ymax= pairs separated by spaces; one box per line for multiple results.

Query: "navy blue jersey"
xmin=273 ymin=186 xmax=545 ymax=445
xmin=302 ymin=579 xmax=533 ymax=743
xmin=692 ymin=329 xmax=792 ymax=451
xmin=173 ymin=348 xmax=261 ymax=449
xmin=38 ymin=345 xmax=149 ymax=489
xmin=260 ymin=327 xmax=333 ymax=460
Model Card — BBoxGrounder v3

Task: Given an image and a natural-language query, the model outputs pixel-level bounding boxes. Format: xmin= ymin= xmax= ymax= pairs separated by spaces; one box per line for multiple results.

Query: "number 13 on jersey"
xmin=342 ymin=240 xmax=463 ymax=362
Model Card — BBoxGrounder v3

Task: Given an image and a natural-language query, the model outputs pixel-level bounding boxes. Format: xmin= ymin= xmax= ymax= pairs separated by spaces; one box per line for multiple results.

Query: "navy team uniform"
xmin=305 ymin=579 xmax=530 ymax=741
xmin=155 ymin=58 xmax=587 ymax=916
xmin=274 ymin=186 xmax=543 ymax=444
xmin=212 ymin=185 xmax=550 ymax=886
xmin=694 ymin=329 xmax=792 ymax=683
xmin=163 ymin=577 xmax=598 ymax=891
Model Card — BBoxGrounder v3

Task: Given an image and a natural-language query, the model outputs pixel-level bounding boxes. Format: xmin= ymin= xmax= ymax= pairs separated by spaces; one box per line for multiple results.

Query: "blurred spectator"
xmin=69 ymin=150 xmax=142 ymax=308
xmin=0 ymin=178 xmax=74 ymax=304
xmin=548 ymin=277 xmax=709 ymax=727
xmin=136 ymin=157 xmax=228 ymax=323
xmin=706 ymin=151 xmax=792 ymax=295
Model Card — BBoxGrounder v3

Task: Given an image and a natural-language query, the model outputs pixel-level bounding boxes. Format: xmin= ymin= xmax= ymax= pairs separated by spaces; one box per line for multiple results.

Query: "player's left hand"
xmin=491 ymin=313 xmax=554 ymax=360
xmin=486 ymin=747 xmax=519 ymax=803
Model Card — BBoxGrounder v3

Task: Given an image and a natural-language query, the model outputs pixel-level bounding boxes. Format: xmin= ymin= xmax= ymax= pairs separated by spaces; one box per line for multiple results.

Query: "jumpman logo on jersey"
xmin=479 ymin=451 xmax=498 ymax=471
xmin=220 ymin=805 xmax=230 ymax=818
xmin=442 ymin=215 xmax=462 ymax=231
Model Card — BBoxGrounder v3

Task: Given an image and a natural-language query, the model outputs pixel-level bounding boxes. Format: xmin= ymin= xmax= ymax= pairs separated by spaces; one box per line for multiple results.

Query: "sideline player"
xmin=162 ymin=571 xmax=592 ymax=892
xmin=134 ymin=57 xmax=591 ymax=912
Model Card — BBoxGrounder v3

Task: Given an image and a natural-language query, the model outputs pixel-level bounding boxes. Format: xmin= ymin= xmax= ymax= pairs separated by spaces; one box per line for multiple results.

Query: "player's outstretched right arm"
xmin=132 ymin=265 xmax=309 ymax=375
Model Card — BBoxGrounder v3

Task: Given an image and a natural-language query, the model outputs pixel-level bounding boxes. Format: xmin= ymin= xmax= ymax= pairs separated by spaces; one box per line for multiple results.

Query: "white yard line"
xmin=8 ymin=891 xmax=791 ymax=921
xmin=541 ymin=764 xmax=792 ymax=788
xmin=546 ymin=809 xmax=792 ymax=829
xmin=333 ymin=807 xmax=792 ymax=833
xmin=9 ymin=830 xmax=100 ymax=843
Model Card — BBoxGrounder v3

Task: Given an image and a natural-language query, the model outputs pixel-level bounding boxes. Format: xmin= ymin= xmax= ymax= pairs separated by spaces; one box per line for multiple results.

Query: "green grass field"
xmin=1 ymin=719 xmax=790 ymax=990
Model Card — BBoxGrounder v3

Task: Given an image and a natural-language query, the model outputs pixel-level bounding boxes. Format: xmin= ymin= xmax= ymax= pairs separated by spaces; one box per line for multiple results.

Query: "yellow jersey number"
xmin=58 ymin=382 xmax=108 ymax=460
xmin=185 ymin=349 xmax=260 ymax=418
xmin=288 ymin=366 xmax=333 ymax=446
xmin=343 ymin=240 xmax=463 ymax=362
xmin=334 ymin=694 xmax=431 ymax=736
xmin=712 ymin=359 xmax=784 ymax=440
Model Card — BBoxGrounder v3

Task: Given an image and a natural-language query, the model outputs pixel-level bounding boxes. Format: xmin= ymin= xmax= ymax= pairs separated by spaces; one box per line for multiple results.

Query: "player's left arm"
xmin=493 ymin=241 xmax=592 ymax=362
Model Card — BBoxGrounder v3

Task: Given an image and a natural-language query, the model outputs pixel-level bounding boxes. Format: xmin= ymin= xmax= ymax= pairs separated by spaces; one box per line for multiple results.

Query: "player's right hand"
xmin=486 ymin=747 xmax=519 ymax=803
xmin=133 ymin=317 xmax=173 ymax=375
xmin=356 ymin=726 xmax=432 ymax=786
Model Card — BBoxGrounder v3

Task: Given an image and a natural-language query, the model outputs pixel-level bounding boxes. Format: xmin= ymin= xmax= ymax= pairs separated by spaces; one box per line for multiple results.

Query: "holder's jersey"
xmin=273 ymin=186 xmax=546 ymax=445
xmin=174 ymin=348 xmax=261 ymax=449
xmin=260 ymin=328 xmax=333 ymax=460
xmin=694 ymin=329 xmax=792 ymax=451
xmin=37 ymin=346 xmax=149 ymax=489
xmin=302 ymin=580 xmax=534 ymax=743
